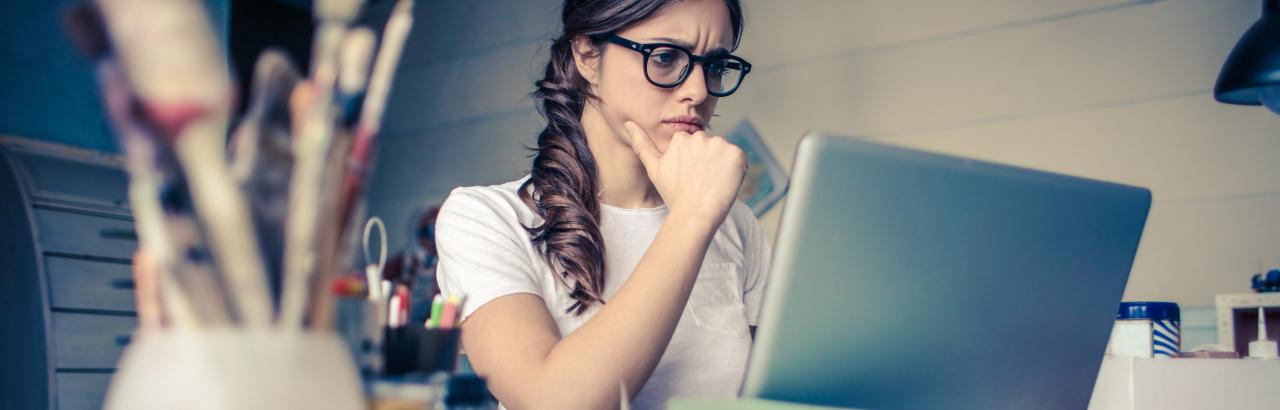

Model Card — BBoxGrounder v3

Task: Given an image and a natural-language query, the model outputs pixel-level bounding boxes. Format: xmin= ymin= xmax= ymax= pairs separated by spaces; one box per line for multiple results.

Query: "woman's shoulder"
xmin=438 ymin=175 xmax=541 ymax=229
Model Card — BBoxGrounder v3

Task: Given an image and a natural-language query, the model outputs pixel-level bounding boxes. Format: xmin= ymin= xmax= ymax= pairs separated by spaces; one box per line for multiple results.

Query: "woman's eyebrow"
xmin=652 ymin=36 xmax=730 ymax=56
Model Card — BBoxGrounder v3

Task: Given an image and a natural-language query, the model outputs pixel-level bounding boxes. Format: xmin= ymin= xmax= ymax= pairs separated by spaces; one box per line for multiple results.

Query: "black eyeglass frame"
xmin=598 ymin=34 xmax=752 ymax=97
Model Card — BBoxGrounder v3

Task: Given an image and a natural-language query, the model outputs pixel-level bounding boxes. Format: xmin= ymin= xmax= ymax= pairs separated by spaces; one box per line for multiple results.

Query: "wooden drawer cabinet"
xmin=0 ymin=138 xmax=138 ymax=410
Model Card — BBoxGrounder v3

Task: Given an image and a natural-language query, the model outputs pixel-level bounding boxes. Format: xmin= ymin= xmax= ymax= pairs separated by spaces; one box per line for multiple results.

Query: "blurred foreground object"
xmin=62 ymin=0 xmax=418 ymax=407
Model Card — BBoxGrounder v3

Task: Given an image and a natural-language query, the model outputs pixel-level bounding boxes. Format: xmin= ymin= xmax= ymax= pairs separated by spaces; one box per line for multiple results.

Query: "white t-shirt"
xmin=435 ymin=176 xmax=772 ymax=410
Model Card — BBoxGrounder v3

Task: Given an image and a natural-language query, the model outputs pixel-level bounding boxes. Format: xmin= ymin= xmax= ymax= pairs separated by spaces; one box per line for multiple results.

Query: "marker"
xmin=398 ymin=285 xmax=411 ymax=326
xmin=440 ymin=295 xmax=459 ymax=328
xmin=428 ymin=294 xmax=444 ymax=328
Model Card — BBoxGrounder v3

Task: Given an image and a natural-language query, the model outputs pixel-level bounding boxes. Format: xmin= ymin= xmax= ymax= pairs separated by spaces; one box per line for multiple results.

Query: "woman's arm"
xmin=460 ymin=123 xmax=746 ymax=409
xmin=462 ymin=210 xmax=719 ymax=409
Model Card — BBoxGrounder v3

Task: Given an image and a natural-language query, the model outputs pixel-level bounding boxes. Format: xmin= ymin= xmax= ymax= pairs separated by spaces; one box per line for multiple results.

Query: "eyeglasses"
xmin=599 ymin=34 xmax=752 ymax=97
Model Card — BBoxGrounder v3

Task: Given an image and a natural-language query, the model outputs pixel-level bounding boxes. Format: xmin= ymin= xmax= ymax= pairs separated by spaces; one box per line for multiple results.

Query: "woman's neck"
xmin=580 ymin=104 xmax=664 ymax=209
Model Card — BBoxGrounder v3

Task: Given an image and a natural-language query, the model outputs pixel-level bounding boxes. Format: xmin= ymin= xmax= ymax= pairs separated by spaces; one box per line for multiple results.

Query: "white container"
xmin=105 ymin=330 xmax=366 ymax=410
xmin=1107 ymin=302 xmax=1180 ymax=358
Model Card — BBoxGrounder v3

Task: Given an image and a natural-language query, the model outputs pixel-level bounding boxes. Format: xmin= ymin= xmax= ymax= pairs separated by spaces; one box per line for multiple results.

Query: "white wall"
xmin=367 ymin=0 xmax=1280 ymax=309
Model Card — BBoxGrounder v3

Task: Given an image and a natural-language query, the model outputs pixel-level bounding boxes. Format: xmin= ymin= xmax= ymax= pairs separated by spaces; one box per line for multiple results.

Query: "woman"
xmin=434 ymin=0 xmax=768 ymax=408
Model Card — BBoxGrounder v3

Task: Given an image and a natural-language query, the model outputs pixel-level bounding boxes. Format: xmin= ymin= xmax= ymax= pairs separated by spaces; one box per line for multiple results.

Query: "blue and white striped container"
xmin=1107 ymin=302 xmax=1181 ymax=358
xmin=1149 ymin=318 xmax=1181 ymax=357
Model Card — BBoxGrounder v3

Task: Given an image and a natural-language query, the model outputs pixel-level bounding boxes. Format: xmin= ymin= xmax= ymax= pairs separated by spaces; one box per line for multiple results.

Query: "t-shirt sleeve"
xmin=435 ymin=188 xmax=543 ymax=323
xmin=740 ymin=205 xmax=773 ymax=327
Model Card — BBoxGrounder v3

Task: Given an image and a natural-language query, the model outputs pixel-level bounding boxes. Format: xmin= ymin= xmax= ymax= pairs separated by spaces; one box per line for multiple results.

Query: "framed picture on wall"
xmin=725 ymin=121 xmax=788 ymax=216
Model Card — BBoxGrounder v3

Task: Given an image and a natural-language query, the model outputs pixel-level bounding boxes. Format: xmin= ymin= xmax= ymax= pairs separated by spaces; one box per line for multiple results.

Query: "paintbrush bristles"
xmin=96 ymin=0 xmax=231 ymax=105
xmin=315 ymin=0 xmax=364 ymax=22
xmin=338 ymin=28 xmax=376 ymax=96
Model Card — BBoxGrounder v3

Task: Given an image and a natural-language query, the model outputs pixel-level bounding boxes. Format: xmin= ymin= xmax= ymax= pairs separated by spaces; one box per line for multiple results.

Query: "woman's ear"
xmin=570 ymin=35 xmax=602 ymax=85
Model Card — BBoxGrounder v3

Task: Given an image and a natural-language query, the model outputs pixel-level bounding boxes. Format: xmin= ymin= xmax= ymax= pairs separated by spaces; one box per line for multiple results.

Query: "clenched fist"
xmin=623 ymin=120 xmax=746 ymax=227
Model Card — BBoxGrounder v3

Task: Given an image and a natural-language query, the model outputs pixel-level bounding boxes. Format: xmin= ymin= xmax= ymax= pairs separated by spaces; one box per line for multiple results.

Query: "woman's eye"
xmin=652 ymin=50 xmax=680 ymax=66
xmin=707 ymin=62 xmax=727 ymax=76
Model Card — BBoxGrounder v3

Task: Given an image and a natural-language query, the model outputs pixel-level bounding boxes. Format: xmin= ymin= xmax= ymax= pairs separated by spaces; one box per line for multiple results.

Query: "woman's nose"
xmin=674 ymin=63 xmax=710 ymax=104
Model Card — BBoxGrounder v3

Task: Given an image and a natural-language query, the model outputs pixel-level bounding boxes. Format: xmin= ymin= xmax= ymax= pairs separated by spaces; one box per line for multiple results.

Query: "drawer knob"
xmin=115 ymin=335 xmax=132 ymax=346
xmin=99 ymin=229 xmax=138 ymax=241
xmin=110 ymin=278 xmax=135 ymax=290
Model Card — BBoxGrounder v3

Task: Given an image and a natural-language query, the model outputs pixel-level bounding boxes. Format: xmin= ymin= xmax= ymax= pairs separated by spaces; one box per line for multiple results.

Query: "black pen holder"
xmin=382 ymin=326 xmax=461 ymax=376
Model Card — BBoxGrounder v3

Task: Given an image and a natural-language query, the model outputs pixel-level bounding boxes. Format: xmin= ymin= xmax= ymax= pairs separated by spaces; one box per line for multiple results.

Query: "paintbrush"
xmin=65 ymin=2 xmax=233 ymax=327
xmin=280 ymin=0 xmax=367 ymax=328
xmin=228 ymin=49 xmax=303 ymax=305
xmin=342 ymin=0 xmax=415 ymax=216
xmin=95 ymin=0 xmax=273 ymax=327
xmin=305 ymin=25 xmax=382 ymax=330
xmin=335 ymin=0 xmax=415 ymax=261
xmin=308 ymin=0 xmax=416 ymax=330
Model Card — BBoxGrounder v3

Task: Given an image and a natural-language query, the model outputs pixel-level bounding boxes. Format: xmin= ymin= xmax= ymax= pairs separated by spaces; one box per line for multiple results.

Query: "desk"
xmin=669 ymin=356 xmax=1280 ymax=410
xmin=669 ymin=398 xmax=851 ymax=410
xmin=1089 ymin=356 xmax=1280 ymax=410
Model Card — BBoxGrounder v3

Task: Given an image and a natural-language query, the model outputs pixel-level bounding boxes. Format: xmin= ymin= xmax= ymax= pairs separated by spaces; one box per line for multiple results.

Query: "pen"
xmin=379 ymin=279 xmax=393 ymax=327
xmin=388 ymin=293 xmax=402 ymax=328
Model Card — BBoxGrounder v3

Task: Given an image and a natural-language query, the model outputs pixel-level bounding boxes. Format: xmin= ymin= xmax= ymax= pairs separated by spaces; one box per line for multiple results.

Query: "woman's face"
xmin=583 ymin=0 xmax=736 ymax=154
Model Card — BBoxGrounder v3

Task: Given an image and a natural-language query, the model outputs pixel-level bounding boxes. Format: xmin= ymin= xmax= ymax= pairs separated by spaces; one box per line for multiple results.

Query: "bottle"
xmin=1247 ymin=306 xmax=1277 ymax=360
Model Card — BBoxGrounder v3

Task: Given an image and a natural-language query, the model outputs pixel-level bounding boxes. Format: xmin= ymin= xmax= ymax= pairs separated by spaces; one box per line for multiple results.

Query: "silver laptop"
xmin=740 ymin=134 xmax=1151 ymax=409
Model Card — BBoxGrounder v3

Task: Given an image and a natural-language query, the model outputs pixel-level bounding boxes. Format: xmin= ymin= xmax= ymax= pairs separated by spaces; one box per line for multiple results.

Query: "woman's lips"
xmin=662 ymin=121 xmax=703 ymax=133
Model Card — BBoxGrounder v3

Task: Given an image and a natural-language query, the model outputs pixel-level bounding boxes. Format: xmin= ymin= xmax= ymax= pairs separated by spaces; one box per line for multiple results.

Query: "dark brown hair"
xmin=519 ymin=0 xmax=745 ymax=315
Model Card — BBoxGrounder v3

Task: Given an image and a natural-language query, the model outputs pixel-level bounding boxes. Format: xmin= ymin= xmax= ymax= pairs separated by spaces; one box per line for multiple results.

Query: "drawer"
xmin=46 ymin=256 xmax=136 ymax=312
xmin=52 ymin=312 xmax=137 ymax=369
xmin=56 ymin=372 xmax=113 ymax=410
xmin=35 ymin=209 xmax=137 ymax=260
xmin=13 ymin=150 xmax=130 ymax=208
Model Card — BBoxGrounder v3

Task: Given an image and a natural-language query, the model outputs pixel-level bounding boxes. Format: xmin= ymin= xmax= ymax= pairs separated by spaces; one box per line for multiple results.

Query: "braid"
xmin=519 ymin=37 xmax=607 ymax=315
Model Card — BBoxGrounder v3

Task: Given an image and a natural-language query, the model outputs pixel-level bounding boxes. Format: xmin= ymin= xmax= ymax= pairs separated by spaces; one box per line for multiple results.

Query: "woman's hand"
xmin=623 ymin=121 xmax=746 ymax=226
